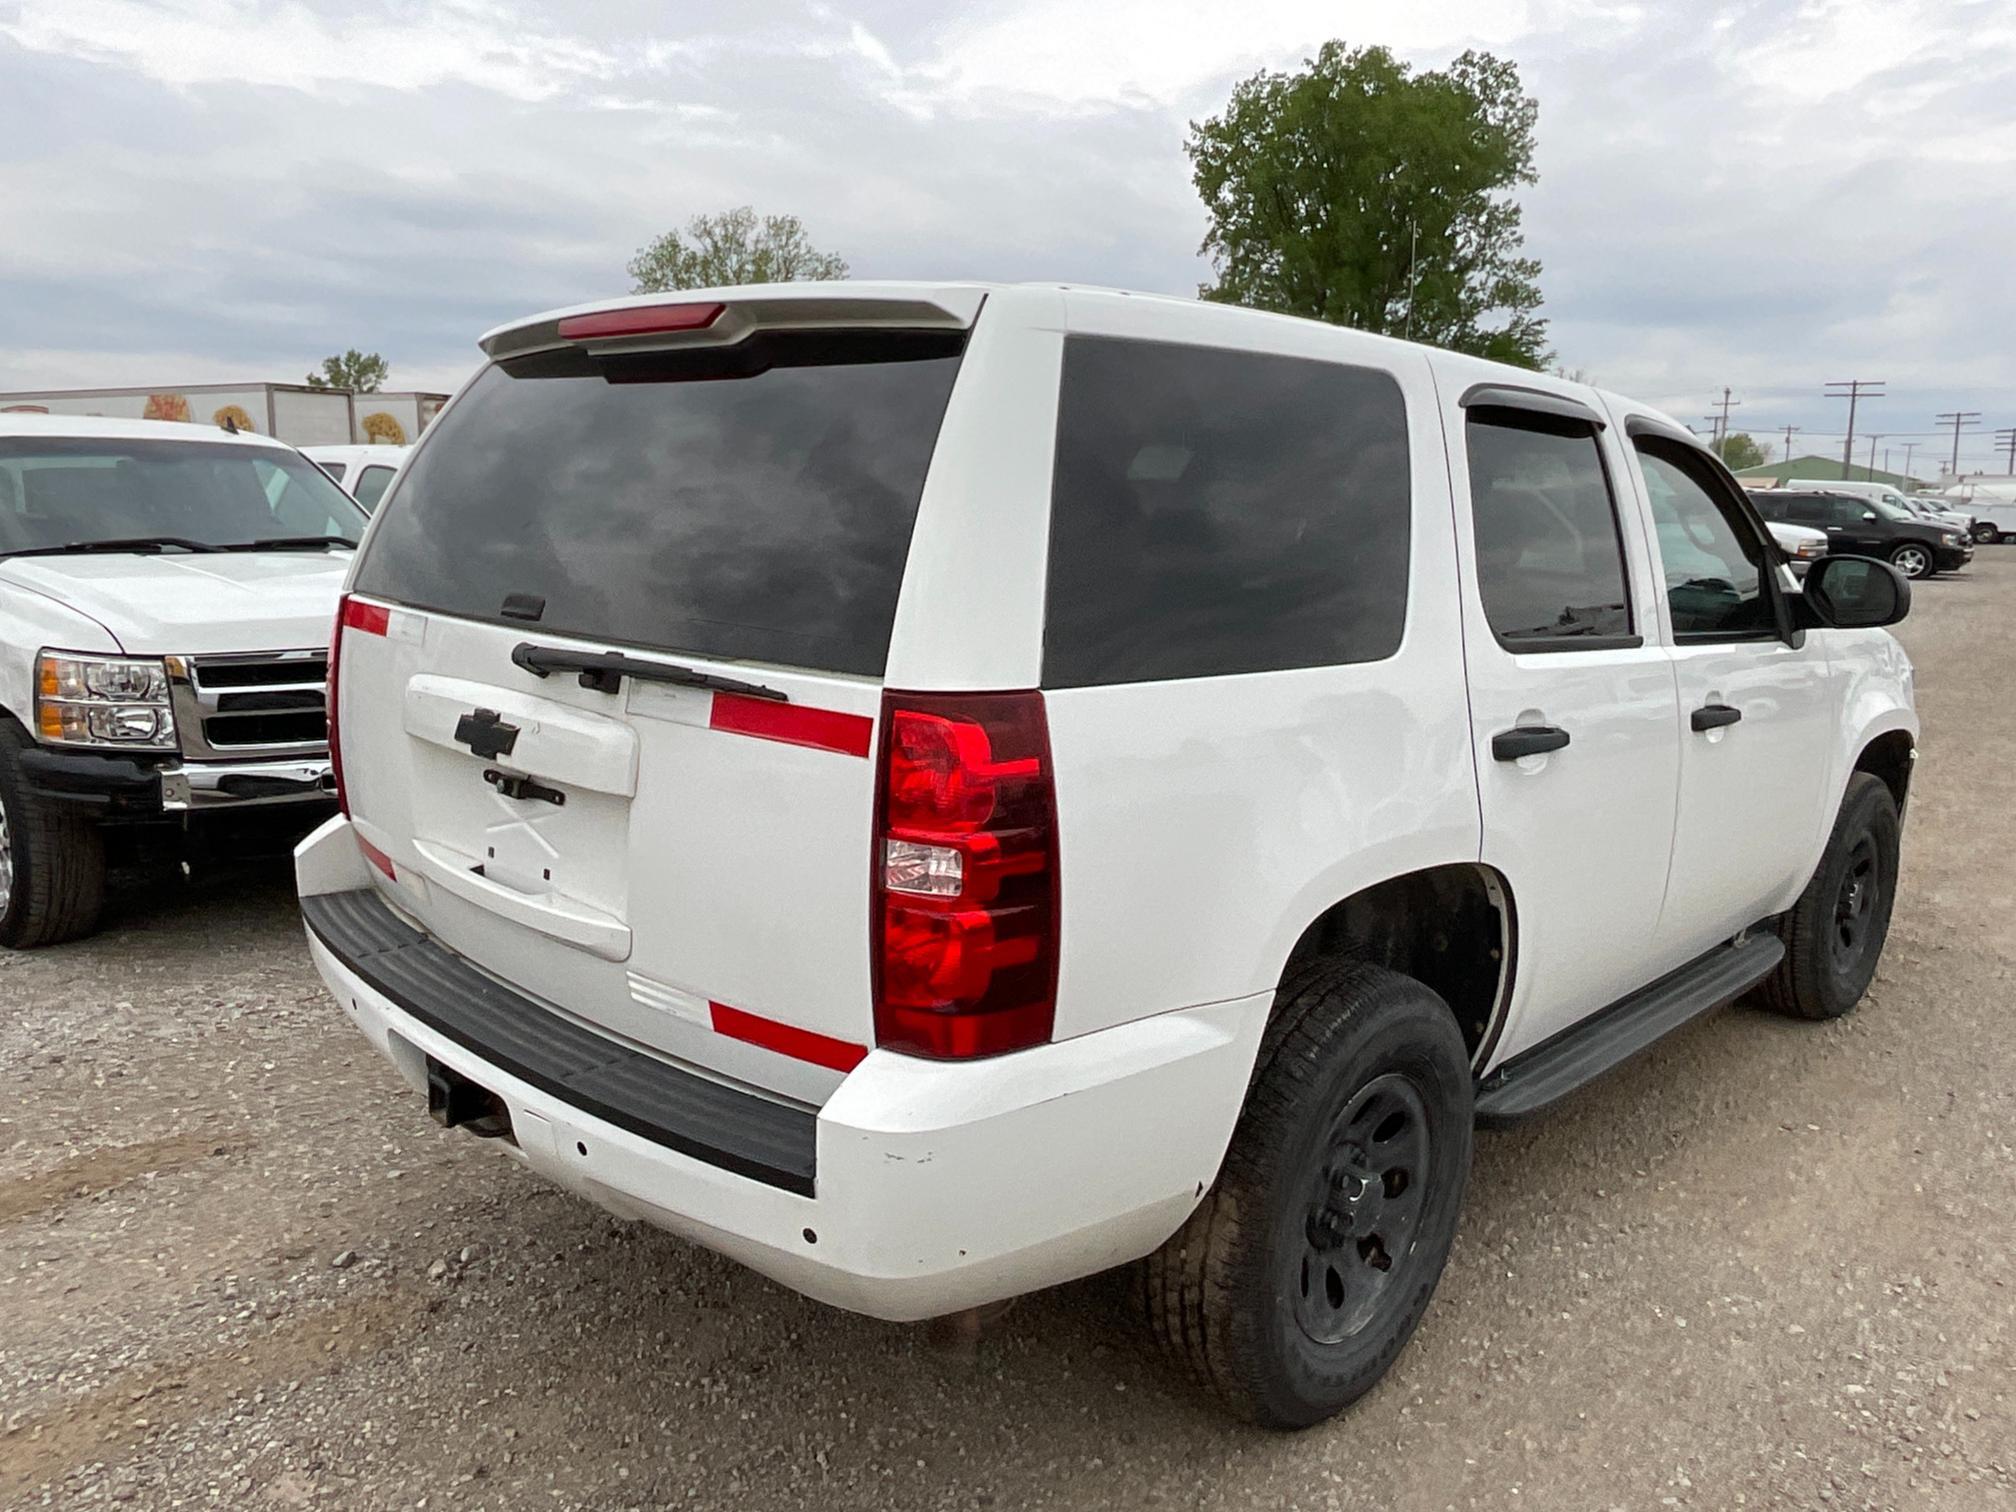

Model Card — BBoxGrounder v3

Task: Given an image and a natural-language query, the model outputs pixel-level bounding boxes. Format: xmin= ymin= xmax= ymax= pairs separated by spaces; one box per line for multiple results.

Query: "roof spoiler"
xmin=480 ymin=287 xmax=986 ymax=363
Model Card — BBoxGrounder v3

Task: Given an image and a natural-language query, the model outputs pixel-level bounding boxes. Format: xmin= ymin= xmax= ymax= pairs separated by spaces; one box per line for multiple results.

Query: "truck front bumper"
xmin=296 ymin=815 xmax=1268 ymax=1322
xmin=20 ymin=748 xmax=335 ymax=814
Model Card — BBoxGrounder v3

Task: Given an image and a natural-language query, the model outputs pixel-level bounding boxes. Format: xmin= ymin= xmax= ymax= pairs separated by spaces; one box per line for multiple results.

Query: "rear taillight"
xmin=328 ymin=595 xmax=388 ymax=817
xmin=873 ymin=691 xmax=1059 ymax=1059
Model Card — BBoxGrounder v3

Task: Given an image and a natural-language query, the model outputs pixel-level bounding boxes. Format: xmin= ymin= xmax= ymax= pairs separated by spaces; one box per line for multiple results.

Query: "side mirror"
xmin=1859 ymin=509 xmax=1878 ymax=520
xmin=1800 ymin=555 xmax=1910 ymax=629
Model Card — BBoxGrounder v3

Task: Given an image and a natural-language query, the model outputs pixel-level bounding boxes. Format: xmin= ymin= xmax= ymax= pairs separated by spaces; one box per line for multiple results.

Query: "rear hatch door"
xmin=335 ymin=292 xmax=979 ymax=1101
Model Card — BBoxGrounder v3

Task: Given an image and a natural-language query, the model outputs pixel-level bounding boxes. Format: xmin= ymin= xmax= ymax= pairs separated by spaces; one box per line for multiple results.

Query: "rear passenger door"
xmin=1617 ymin=427 xmax=1836 ymax=952
xmin=1445 ymin=382 xmax=1683 ymax=1052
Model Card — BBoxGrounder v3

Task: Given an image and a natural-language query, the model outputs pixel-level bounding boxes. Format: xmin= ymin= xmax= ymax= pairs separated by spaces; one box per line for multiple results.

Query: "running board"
xmin=1473 ymin=933 xmax=1785 ymax=1128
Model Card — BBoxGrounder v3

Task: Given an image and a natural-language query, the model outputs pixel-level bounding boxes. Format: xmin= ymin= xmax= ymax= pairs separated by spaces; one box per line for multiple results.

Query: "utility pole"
xmin=1702 ymin=414 xmax=1725 ymax=455
xmin=1935 ymin=411 xmax=1981 ymax=476
xmin=1779 ymin=423 xmax=1802 ymax=461
xmin=1404 ymin=218 xmax=1419 ymax=340
xmin=1995 ymin=427 xmax=2016 ymax=475
xmin=1901 ymin=440 xmax=1918 ymax=484
xmin=1866 ymin=433 xmax=1884 ymax=479
xmin=1826 ymin=380 xmax=1884 ymax=478
xmin=1713 ymin=387 xmax=1740 ymax=458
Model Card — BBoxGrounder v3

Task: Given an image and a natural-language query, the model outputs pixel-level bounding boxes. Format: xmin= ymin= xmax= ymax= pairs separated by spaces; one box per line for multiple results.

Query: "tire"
xmin=1971 ymin=521 xmax=1997 ymax=545
xmin=1888 ymin=543 xmax=1933 ymax=579
xmin=0 ymin=721 xmax=107 ymax=949
xmin=1751 ymin=772 xmax=1899 ymax=1021
xmin=1142 ymin=959 xmax=1473 ymax=1429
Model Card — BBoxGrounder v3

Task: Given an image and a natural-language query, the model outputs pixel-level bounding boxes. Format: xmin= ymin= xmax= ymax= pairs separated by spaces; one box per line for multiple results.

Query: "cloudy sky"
xmin=4 ymin=0 xmax=2014 ymax=475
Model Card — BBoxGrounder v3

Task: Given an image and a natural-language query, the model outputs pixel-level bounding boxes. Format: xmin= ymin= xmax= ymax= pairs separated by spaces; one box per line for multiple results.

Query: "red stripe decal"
xmin=342 ymin=599 xmax=390 ymax=636
xmin=356 ymin=834 xmax=397 ymax=880
xmin=709 ymin=692 xmax=873 ymax=758
xmin=710 ymin=1002 xmax=867 ymax=1073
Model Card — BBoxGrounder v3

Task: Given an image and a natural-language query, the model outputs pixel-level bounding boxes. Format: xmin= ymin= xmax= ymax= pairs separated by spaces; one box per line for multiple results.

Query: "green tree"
xmin=1187 ymin=43 xmax=1549 ymax=368
xmin=305 ymin=350 xmax=389 ymax=393
xmin=628 ymin=207 xmax=848 ymax=292
xmin=1717 ymin=431 xmax=1768 ymax=470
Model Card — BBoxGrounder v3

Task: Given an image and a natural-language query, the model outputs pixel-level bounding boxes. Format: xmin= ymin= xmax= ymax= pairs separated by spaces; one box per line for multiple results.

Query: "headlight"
xmin=1797 ymin=540 xmax=1826 ymax=558
xmin=1942 ymin=532 xmax=1962 ymax=546
xmin=36 ymin=652 xmax=176 ymax=750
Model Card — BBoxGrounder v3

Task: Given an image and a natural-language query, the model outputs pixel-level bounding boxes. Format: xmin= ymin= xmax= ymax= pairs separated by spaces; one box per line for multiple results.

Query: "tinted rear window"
xmin=1043 ymin=337 xmax=1410 ymax=687
xmin=352 ymin=330 xmax=965 ymax=676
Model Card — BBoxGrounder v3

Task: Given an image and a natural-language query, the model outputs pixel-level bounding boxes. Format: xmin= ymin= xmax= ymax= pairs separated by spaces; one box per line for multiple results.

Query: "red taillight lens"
xmin=873 ymin=691 xmax=1058 ymax=1060
xmin=557 ymin=302 xmax=726 ymax=341
xmin=329 ymin=595 xmax=388 ymax=817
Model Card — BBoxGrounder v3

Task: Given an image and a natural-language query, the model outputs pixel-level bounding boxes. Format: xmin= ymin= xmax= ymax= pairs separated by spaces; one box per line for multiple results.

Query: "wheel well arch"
xmin=1280 ymin=863 xmax=1515 ymax=1067
xmin=1853 ymin=730 xmax=1914 ymax=814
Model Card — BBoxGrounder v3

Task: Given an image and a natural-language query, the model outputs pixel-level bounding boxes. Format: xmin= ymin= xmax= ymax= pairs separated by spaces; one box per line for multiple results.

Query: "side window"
xmin=320 ymin=462 xmax=347 ymax=483
xmin=352 ymin=465 xmax=396 ymax=512
xmin=1635 ymin=444 xmax=1774 ymax=640
xmin=1043 ymin=336 xmax=1411 ymax=687
xmin=1464 ymin=409 xmax=1632 ymax=647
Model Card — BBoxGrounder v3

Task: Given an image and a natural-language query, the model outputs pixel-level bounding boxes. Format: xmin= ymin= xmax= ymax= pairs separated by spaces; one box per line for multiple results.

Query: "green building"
xmin=1734 ymin=453 xmax=1926 ymax=490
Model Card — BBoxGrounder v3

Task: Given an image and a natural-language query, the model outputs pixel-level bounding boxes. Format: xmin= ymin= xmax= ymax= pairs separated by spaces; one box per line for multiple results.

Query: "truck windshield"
xmin=0 ymin=437 xmax=365 ymax=556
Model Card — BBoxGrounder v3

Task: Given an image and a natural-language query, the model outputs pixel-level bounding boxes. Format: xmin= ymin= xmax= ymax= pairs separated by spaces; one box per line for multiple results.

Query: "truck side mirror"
xmin=1800 ymin=555 xmax=1910 ymax=629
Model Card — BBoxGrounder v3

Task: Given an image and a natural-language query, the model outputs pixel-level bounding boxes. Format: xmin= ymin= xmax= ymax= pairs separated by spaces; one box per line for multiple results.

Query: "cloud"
xmin=0 ymin=0 xmax=2012 ymax=469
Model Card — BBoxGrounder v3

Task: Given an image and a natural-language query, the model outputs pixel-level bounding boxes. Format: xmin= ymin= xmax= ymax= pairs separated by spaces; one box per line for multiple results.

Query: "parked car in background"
xmin=1753 ymin=489 xmax=1971 ymax=579
xmin=1764 ymin=519 xmax=1829 ymax=576
xmin=0 ymin=414 xmax=359 ymax=946
xmin=1789 ymin=477 xmax=1976 ymax=536
xmin=298 ymin=282 xmax=1917 ymax=1428
xmin=1926 ymin=494 xmax=2016 ymax=543
xmin=303 ymin=444 xmax=407 ymax=513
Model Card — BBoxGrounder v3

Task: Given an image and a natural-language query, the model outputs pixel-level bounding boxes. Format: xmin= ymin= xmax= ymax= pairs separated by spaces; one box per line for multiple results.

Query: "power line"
xmin=1935 ymin=411 xmax=1981 ymax=475
xmin=1995 ymin=427 xmax=2016 ymax=474
xmin=1825 ymin=380 xmax=1884 ymax=477
xmin=1778 ymin=424 xmax=1802 ymax=461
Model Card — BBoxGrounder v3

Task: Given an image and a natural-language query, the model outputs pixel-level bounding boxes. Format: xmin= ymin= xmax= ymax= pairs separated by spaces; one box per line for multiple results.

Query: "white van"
xmin=298 ymin=283 xmax=1916 ymax=1427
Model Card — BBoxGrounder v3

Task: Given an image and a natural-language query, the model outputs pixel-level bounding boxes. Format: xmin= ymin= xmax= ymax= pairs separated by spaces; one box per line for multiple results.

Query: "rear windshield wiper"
xmin=511 ymin=642 xmax=787 ymax=702
xmin=216 ymin=536 xmax=358 ymax=551
xmin=0 ymin=536 xmax=226 ymax=558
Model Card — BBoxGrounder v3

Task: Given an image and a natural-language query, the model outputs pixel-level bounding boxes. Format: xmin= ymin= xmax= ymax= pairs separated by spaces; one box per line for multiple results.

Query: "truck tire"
xmin=1888 ymin=543 xmax=1933 ymax=579
xmin=1142 ymin=959 xmax=1472 ymax=1429
xmin=1751 ymin=772 xmax=1899 ymax=1022
xmin=0 ymin=722 xmax=107 ymax=949
xmin=1971 ymin=520 xmax=1998 ymax=545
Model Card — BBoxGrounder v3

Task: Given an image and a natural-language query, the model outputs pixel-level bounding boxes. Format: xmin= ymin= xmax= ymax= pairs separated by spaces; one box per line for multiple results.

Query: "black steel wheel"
xmin=1752 ymin=771 xmax=1900 ymax=1021
xmin=1142 ymin=960 xmax=1472 ymax=1429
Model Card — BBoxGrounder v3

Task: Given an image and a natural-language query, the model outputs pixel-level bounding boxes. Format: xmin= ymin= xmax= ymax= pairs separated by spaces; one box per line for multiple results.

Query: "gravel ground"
xmin=3 ymin=561 xmax=2013 ymax=1512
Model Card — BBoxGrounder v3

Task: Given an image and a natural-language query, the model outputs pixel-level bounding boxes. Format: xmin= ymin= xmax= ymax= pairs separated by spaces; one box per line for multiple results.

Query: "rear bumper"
xmin=295 ymin=817 xmax=1267 ymax=1321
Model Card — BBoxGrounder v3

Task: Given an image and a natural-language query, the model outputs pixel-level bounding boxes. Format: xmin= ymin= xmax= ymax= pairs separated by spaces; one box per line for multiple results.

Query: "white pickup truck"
xmin=0 ymin=415 xmax=360 ymax=946
xmin=299 ymin=282 xmax=1918 ymax=1427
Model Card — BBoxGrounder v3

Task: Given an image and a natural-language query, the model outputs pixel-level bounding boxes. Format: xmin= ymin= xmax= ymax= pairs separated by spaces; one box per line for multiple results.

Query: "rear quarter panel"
xmin=1033 ymin=299 xmax=1480 ymax=1039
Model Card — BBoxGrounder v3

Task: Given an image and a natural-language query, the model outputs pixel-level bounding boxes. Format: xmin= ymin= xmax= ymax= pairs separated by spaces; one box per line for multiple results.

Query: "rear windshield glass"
xmin=352 ymin=330 xmax=966 ymax=676
xmin=1044 ymin=336 xmax=1411 ymax=687
xmin=0 ymin=438 xmax=365 ymax=555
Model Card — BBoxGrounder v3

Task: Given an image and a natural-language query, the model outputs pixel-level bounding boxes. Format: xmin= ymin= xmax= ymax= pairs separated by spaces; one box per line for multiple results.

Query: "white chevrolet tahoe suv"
xmin=298 ymin=283 xmax=1918 ymax=1427
xmin=0 ymin=415 xmax=361 ymax=947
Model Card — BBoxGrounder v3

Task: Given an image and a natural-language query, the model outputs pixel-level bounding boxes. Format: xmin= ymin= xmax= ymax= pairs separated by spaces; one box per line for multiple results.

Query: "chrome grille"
xmin=168 ymin=650 xmax=329 ymax=759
